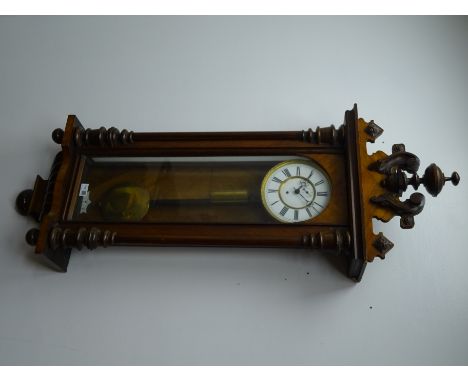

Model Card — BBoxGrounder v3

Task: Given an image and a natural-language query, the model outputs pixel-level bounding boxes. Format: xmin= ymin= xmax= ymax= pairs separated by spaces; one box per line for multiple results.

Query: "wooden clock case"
xmin=16 ymin=104 xmax=459 ymax=281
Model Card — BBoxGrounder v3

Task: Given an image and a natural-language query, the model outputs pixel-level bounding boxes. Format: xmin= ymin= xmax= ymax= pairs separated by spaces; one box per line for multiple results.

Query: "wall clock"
xmin=16 ymin=105 xmax=459 ymax=281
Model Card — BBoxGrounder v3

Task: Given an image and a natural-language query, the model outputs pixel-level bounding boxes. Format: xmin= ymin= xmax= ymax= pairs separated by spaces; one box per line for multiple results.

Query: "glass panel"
xmin=68 ymin=156 xmax=331 ymax=224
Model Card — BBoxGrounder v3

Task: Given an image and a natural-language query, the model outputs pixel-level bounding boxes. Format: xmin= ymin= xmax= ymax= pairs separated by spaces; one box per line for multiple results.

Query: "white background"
xmin=0 ymin=16 xmax=467 ymax=365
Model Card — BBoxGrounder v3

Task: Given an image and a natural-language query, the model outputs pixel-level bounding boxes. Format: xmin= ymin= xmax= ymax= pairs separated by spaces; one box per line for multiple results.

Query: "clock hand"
xmin=291 ymin=181 xmax=313 ymax=205
xmin=297 ymin=192 xmax=309 ymax=203
xmin=297 ymin=180 xmax=313 ymax=196
xmin=295 ymin=179 xmax=308 ymax=193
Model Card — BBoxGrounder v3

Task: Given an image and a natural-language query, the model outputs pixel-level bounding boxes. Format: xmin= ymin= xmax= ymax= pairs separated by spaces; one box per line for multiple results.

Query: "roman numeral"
xmin=312 ymin=205 xmax=320 ymax=214
xmin=270 ymin=200 xmax=279 ymax=206
xmin=307 ymin=169 xmax=314 ymax=179
xmin=282 ymin=168 xmax=291 ymax=178
xmin=272 ymin=176 xmax=282 ymax=183
xmin=268 ymin=189 xmax=278 ymax=193
xmin=294 ymin=210 xmax=299 ymax=220
xmin=317 ymin=191 xmax=328 ymax=196
xmin=314 ymin=179 xmax=324 ymax=186
xmin=306 ymin=208 xmax=312 ymax=218
xmin=280 ymin=206 xmax=289 ymax=216
xmin=296 ymin=166 xmax=301 ymax=176
xmin=314 ymin=201 xmax=324 ymax=209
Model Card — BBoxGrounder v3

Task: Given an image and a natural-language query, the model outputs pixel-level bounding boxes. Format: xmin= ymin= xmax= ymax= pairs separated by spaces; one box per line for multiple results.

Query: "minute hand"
xmin=298 ymin=192 xmax=311 ymax=203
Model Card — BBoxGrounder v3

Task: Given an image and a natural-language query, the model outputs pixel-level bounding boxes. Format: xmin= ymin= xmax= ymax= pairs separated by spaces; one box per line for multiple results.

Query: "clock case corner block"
xmin=16 ymin=105 xmax=459 ymax=281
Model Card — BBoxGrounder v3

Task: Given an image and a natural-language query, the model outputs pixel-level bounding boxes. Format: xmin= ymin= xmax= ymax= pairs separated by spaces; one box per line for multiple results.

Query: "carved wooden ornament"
xmin=16 ymin=105 xmax=459 ymax=281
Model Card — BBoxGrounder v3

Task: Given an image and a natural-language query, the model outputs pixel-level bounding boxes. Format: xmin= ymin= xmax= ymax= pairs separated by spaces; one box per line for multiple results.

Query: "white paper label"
xmin=80 ymin=191 xmax=91 ymax=214
xmin=79 ymin=183 xmax=89 ymax=196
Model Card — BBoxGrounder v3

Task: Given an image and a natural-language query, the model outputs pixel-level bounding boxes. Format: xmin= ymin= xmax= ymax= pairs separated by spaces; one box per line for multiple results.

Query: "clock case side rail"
xmin=70 ymin=123 xmax=346 ymax=157
xmin=47 ymin=223 xmax=352 ymax=256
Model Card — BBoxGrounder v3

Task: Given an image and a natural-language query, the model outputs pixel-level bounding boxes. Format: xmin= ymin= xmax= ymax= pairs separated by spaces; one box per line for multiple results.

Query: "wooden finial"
xmin=25 ymin=228 xmax=39 ymax=246
xmin=51 ymin=128 xmax=64 ymax=144
xmin=419 ymin=164 xmax=460 ymax=197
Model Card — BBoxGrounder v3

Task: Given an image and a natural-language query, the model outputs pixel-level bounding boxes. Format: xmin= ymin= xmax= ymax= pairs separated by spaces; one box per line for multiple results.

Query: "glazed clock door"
xmin=66 ymin=155 xmax=344 ymax=226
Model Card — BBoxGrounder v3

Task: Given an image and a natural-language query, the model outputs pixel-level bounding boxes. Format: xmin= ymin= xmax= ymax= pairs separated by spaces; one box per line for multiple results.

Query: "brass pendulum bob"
xmin=100 ymin=185 xmax=151 ymax=221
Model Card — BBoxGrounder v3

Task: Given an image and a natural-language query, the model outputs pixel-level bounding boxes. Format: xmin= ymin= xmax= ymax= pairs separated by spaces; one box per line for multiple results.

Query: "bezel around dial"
xmin=260 ymin=159 xmax=332 ymax=223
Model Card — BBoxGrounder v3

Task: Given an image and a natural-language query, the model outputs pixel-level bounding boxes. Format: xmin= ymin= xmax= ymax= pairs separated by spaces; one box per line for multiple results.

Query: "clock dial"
xmin=261 ymin=160 xmax=331 ymax=223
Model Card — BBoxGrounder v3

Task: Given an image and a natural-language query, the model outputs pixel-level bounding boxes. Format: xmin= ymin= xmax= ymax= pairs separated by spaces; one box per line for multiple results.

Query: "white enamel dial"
xmin=261 ymin=160 xmax=331 ymax=223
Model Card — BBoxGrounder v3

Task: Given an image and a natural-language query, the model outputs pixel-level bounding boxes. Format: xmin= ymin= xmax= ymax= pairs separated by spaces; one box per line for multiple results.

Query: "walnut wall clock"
xmin=16 ymin=105 xmax=460 ymax=281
